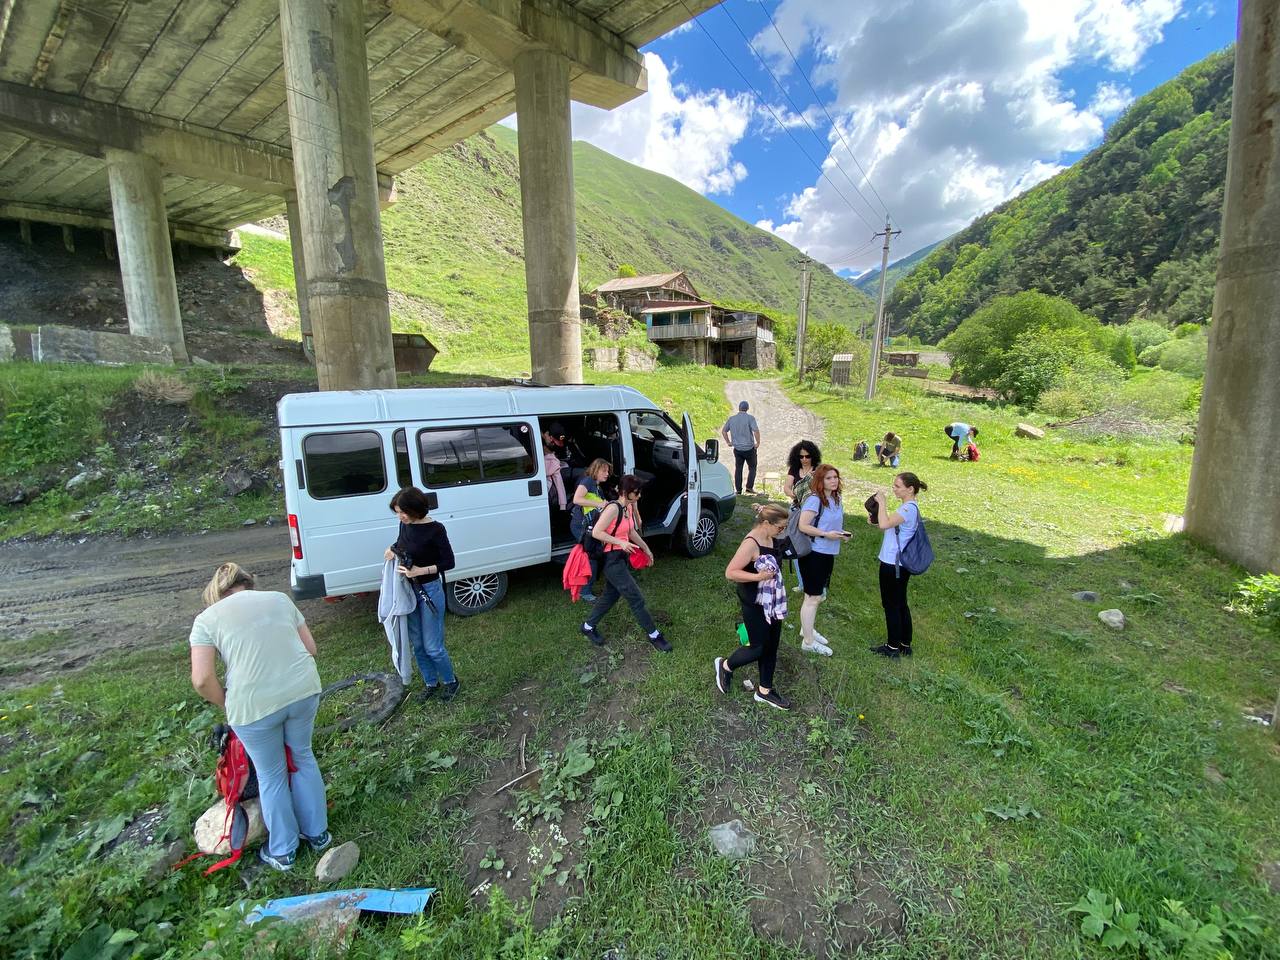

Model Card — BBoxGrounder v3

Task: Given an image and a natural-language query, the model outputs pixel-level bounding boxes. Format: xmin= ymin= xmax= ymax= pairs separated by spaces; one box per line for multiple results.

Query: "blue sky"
xmin=566 ymin=0 xmax=1236 ymax=278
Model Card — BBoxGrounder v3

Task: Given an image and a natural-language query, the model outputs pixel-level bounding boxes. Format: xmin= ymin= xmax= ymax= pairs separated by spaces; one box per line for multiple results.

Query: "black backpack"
xmin=853 ymin=441 xmax=869 ymax=460
xmin=582 ymin=501 xmax=626 ymax=559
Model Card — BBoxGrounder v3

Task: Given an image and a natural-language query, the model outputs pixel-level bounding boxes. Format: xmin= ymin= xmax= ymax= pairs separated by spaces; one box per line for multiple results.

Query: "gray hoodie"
xmin=377 ymin=557 xmax=416 ymax=684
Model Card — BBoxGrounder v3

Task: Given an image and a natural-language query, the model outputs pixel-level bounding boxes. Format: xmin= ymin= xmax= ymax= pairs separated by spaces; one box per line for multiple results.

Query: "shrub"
xmin=616 ymin=263 xmax=637 ymax=278
xmin=1118 ymin=320 xmax=1174 ymax=355
xmin=1229 ymin=573 xmax=1280 ymax=630
xmin=133 ymin=371 xmax=195 ymax=405
xmin=1173 ymin=321 xmax=1202 ymax=339
xmin=1156 ymin=333 xmax=1207 ymax=377
xmin=997 ymin=326 xmax=1123 ymax=407
xmin=1109 ymin=333 xmax=1137 ymax=375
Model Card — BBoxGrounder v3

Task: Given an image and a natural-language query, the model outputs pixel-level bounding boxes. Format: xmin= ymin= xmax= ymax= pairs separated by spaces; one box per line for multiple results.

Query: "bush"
xmin=1156 ymin=333 xmax=1207 ymax=376
xmin=1117 ymin=369 xmax=1201 ymax=420
xmin=1229 ymin=573 xmax=1280 ymax=630
xmin=996 ymin=326 xmax=1124 ymax=407
xmin=1109 ymin=333 xmax=1137 ymax=374
xmin=1118 ymin=320 xmax=1174 ymax=355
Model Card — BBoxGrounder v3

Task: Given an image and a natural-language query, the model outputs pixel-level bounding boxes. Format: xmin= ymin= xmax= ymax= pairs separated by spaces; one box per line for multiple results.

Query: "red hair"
xmin=810 ymin=463 xmax=842 ymax=507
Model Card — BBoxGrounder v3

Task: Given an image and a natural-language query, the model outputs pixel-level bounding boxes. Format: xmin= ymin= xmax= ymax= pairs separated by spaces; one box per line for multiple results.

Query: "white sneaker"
xmin=792 ymin=585 xmax=804 ymax=594
xmin=813 ymin=630 xmax=830 ymax=646
xmin=801 ymin=640 xmax=833 ymax=656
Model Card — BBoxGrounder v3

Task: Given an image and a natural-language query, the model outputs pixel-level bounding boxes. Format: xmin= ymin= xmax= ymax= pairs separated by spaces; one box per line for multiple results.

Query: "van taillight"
xmin=288 ymin=514 xmax=303 ymax=560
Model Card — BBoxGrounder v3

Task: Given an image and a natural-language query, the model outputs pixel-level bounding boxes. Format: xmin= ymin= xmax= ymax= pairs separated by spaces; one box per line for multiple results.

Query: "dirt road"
xmin=723 ymin=380 xmax=825 ymax=494
xmin=0 ymin=524 xmax=320 ymax=688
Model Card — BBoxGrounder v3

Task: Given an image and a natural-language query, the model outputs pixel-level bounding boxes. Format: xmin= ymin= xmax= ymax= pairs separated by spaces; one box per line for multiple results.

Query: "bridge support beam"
xmin=515 ymin=49 xmax=582 ymax=384
xmin=279 ymin=0 xmax=395 ymax=390
xmin=284 ymin=191 xmax=314 ymax=362
xmin=104 ymin=149 xmax=189 ymax=363
xmin=1185 ymin=0 xmax=1280 ymax=573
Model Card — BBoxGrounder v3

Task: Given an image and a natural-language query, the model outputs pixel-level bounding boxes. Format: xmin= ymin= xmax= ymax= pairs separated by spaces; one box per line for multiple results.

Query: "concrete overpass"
xmin=0 ymin=0 xmax=717 ymax=379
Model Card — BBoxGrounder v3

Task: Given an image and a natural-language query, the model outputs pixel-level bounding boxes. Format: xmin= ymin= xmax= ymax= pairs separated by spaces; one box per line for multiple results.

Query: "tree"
xmin=617 ymin=264 xmax=637 ymax=278
xmin=798 ymin=322 xmax=858 ymax=386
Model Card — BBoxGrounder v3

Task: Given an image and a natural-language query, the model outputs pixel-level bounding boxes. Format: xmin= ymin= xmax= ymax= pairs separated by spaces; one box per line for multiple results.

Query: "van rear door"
xmin=416 ymin=420 xmax=551 ymax=576
xmin=682 ymin=412 xmax=701 ymax=540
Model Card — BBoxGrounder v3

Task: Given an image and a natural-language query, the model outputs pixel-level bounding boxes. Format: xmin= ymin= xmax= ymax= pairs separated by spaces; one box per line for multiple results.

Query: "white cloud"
xmin=1090 ymin=81 xmax=1135 ymax=117
xmin=753 ymin=0 xmax=1183 ymax=271
xmin=571 ymin=53 xmax=754 ymax=195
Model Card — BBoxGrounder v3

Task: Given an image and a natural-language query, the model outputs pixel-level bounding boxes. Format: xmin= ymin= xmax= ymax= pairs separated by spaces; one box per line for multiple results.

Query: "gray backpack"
xmin=781 ymin=500 xmax=822 ymax=559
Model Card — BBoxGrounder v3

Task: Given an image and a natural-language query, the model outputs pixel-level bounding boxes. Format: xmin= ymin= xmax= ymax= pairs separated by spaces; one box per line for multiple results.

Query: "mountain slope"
xmin=237 ymin=125 xmax=873 ymax=373
xmin=886 ymin=48 xmax=1233 ymax=344
xmin=853 ymin=239 xmax=942 ymax=297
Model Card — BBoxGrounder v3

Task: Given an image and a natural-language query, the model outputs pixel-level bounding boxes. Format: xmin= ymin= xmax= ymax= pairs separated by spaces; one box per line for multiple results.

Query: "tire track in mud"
xmin=0 ymin=525 xmax=313 ymax=689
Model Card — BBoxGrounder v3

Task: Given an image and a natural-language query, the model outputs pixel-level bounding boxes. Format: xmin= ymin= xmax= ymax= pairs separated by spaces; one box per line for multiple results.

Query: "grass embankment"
xmin=0 ymin=375 xmax=1277 ymax=959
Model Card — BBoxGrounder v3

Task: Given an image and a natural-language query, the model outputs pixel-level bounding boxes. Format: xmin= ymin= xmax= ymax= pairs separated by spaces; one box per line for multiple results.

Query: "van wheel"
xmin=446 ymin=572 xmax=508 ymax=616
xmin=680 ymin=507 xmax=719 ymax=558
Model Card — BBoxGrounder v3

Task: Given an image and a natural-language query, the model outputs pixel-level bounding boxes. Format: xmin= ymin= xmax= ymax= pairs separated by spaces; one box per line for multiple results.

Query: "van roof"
xmin=277 ymin=385 xmax=661 ymax=428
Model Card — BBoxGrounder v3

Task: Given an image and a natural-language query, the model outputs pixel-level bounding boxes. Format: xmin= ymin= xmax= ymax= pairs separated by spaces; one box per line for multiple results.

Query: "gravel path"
xmin=723 ymin=380 xmax=825 ymax=497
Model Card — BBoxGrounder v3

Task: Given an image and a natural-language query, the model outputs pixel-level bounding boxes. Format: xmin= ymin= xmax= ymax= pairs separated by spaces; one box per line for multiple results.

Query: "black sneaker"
xmin=870 ymin=644 xmax=901 ymax=659
xmin=899 ymin=646 xmax=913 ymax=657
xmin=648 ymin=632 xmax=672 ymax=653
xmin=302 ymin=830 xmax=332 ymax=854
xmin=714 ymin=657 xmax=732 ymax=694
xmin=753 ymin=688 xmax=792 ymax=711
xmin=414 ymin=684 xmax=440 ymax=703
xmin=581 ymin=623 xmax=605 ymax=646
xmin=440 ymin=680 xmax=461 ymax=701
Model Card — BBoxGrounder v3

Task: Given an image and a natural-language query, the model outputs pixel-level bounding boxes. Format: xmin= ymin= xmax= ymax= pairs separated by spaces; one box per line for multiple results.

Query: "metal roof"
xmin=593 ymin=271 xmax=688 ymax=293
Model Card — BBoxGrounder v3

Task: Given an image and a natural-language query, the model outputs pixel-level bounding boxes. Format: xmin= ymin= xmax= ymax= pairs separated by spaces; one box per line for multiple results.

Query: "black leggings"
xmin=728 ymin=601 xmax=783 ymax=688
xmin=588 ymin=553 xmax=656 ymax=633
xmin=878 ymin=561 xmax=913 ymax=650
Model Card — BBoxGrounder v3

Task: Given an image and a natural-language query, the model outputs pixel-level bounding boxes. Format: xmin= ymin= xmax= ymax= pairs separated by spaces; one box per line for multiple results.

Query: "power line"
xmin=827 ymin=236 xmax=880 ymax=265
xmin=716 ymin=0 xmax=884 ymax=229
xmin=758 ymin=0 xmax=891 ymax=220
xmin=673 ymin=0 xmax=881 ymax=235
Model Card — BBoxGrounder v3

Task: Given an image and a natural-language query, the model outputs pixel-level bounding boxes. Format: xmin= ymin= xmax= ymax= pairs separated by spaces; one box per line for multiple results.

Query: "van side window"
xmin=417 ymin=423 xmax=536 ymax=488
xmin=393 ymin=428 xmax=412 ymax=488
xmin=302 ymin=431 xmax=387 ymax=499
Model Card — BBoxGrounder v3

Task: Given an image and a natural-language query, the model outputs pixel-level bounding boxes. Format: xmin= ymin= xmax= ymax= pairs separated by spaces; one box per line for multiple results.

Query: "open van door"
xmin=679 ymin=413 xmax=718 ymax=557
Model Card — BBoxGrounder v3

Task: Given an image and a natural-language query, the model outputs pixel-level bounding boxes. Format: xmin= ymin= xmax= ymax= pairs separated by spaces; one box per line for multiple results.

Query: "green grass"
xmin=1 ymin=370 xmax=1276 ymax=959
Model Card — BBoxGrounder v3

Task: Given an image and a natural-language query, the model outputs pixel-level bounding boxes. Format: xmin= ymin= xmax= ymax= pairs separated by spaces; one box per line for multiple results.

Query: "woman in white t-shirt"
xmin=189 ymin=562 xmax=330 ymax=872
xmin=868 ymin=472 xmax=928 ymax=658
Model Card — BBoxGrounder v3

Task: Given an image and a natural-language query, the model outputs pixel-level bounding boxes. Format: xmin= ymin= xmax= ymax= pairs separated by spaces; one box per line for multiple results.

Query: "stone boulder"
xmin=1098 ymin=609 xmax=1126 ymax=631
xmin=709 ymin=819 xmax=756 ymax=859
xmin=315 ymin=841 xmax=361 ymax=883
xmin=0 ymin=324 xmax=14 ymax=363
xmin=587 ymin=347 xmax=619 ymax=372
xmin=194 ymin=797 xmax=264 ymax=855
xmin=621 ymin=347 xmax=657 ymax=372
xmin=34 ymin=325 xmax=173 ymax=366
xmin=1015 ymin=423 xmax=1045 ymax=440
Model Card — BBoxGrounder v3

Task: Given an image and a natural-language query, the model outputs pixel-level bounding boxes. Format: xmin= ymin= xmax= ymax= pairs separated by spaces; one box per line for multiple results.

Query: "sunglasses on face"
xmin=800 ymin=454 xmax=811 ymax=460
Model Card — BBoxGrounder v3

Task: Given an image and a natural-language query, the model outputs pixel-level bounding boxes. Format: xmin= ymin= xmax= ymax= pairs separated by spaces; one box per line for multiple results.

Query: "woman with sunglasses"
xmin=579 ymin=475 xmax=670 ymax=652
xmin=783 ymin=440 xmax=822 ymax=596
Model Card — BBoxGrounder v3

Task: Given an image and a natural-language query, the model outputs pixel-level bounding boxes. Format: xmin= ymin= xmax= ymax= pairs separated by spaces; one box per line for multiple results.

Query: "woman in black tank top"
xmin=715 ymin=503 xmax=793 ymax=711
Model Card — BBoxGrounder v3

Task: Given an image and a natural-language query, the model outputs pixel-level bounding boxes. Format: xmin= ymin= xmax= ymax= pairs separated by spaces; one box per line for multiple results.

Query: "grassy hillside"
xmin=852 ymin=239 xmax=942 ymax=299
xmin=888 ymin=48 xmax=1232 ymax=343
xmin=235 ymin=125 xmax=872 ymax=375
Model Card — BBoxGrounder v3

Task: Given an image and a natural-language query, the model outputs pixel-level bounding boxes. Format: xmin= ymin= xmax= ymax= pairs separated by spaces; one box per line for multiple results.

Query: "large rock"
xmin=1072 ymin=591 xmax=1100 ymax=603
xmin=1098 ymin=609 xmax=1126 ymax=631
xmin=709 ymin=819 xmax=756 ymax=859
xmin=194 ymin=798 xmax=264 ymax=855
xmin=34 ymin=325 xmax=173 ymax=366
xmin=1015 ymin=423 xmax=1045 ymax=440
xmin=587 ymin=347 xmax=619 ymax=372
xmin=621 ymin=347 xmax=657 ymax=372
xmin=0 ymin=324 xmax=14 ymax=362
xmin=315 ymin=841 xmax=360 ymax=883
xmin=223 ymin=467 xmax=255 ymax=497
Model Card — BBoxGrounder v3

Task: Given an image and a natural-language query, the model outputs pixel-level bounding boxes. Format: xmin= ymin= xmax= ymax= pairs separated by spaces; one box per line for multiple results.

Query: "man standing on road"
xmin=722 ymin=400 xmax=762 ymax=495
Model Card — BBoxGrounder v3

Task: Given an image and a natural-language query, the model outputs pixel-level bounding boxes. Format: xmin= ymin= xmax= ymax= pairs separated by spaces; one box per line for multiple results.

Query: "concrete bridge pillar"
xmin=514 ymin=49 xmax=583 ymax=384
xmin=278 ymin=0 xmax=395 ymax=391
xmin=103 ymin=149 xmax=188 ymax=363
xmin=284 ymin=191 xmax=314 ymax=362
xmin=1185 ymin=0 xmax=1280 ymax=574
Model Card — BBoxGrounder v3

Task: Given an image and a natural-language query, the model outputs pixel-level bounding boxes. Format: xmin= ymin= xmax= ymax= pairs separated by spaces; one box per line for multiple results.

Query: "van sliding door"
xmin=417 ymin=420 xmax=551 ymax=578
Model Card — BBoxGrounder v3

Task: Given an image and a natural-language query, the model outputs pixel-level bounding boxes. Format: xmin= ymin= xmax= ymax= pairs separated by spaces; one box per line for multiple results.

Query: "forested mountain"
xmin=887 ymin=48 xmax=1232 ymax=344
xmin=853 ymin=240 xmax=942 ymax=297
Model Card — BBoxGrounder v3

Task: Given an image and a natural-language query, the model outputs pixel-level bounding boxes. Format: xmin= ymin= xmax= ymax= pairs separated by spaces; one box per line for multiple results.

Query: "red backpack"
xmin=965 ymin=442 xmax=980 ymax=462
xmin=176 ymin=725 xmax=295 ymax=875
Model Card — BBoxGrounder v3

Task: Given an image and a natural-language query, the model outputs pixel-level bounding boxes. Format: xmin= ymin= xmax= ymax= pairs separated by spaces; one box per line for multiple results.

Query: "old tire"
xmin=680 ymin=506 xmax=720 ymax=558
xmin=315 ymin=672 xmax=405 ymax=738
xmin=446 ymin=571 xmax=508 ymax=616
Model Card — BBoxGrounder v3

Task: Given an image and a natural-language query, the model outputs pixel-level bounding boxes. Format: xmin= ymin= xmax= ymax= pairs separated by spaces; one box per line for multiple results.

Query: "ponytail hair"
xmin=752 ymin=502 xmax=789 ymax=526
xmin=202 ymin=562 xmax=255 ymax=607
xmin=896 ymin=472 xmax=928 ymax=495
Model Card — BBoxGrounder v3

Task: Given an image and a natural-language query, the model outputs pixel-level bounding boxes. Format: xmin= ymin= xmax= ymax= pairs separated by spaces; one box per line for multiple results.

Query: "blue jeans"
xmin=407 ymin=578 xmax=456 ymax=686
xmin=875 ymin=444 xmax=900 ymax=467
xmin=232 ymin=694 xmax=327 ymax=858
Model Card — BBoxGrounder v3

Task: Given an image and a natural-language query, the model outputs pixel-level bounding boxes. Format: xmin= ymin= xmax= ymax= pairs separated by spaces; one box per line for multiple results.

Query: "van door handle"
xmin=528 ymin=480 xmax=542 ymax=497
xmin=426 ymin=491 xmax=439 ymax=511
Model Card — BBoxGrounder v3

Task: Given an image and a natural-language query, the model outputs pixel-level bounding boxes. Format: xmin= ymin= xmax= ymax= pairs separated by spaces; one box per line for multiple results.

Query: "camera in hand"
xmin=864 ymin=495 xmax=879 ymax=524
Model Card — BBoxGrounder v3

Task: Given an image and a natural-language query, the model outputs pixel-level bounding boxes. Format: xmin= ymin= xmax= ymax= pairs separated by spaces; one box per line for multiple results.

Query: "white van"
xmin=277 ymin=385 xmax=735 ymax=614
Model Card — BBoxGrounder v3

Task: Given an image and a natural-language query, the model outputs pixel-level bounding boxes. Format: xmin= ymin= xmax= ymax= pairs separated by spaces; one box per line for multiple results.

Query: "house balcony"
xmin=648 ymin=322 xmax=718 ymax=341
xmin=718 ymin=319 xmax=774 ymax=342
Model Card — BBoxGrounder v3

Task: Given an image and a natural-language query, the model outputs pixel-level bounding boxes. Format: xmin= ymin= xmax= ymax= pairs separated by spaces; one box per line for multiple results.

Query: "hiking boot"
xmin=870 ymin=644 xmax=901 ymax=659
xmin=302 ymin=830 xmax=332 ymax=854
xmin=581 ymin=623 xmax=605 ymax=646
xmin=414 ymin=684 xmax=440 ymax=704
xmin=440 ymin=680 xmax=461 ymax=701
xmin=899 ymin=646 xmax=913 ymax=657
xmin=648 ymin=631 xmax=672 ymax=653
xmin=258 ymin=847 xmax=296 ymax=872
xmin=754 ymin=688 xmax=792 ymax=711
xmin=714 ymin=657 xmax=732 ymax=694
xmin=581 ymin=590 xmax=597 ymax=603
xmin=801 ymin=640 xmax=833 ymax=657
xmin=745 ymin=488 xmax=757 ymax=495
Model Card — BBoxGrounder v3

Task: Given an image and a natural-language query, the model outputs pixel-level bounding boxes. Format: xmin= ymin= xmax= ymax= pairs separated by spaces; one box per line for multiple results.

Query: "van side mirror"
xmin=701 ymin=438 xmax=719 ymax=463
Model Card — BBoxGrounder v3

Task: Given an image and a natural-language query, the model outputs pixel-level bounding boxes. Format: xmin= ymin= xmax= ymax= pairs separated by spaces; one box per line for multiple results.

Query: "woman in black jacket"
xmin=384 ymin=487 xmax=459 ymax=702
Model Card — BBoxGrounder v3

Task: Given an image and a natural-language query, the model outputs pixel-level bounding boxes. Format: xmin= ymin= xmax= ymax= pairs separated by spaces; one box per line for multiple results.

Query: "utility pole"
xmin=795 ymin=258 xmax=812 ymax=378
xmin=865 ymin=217 xmax=901 ymax=400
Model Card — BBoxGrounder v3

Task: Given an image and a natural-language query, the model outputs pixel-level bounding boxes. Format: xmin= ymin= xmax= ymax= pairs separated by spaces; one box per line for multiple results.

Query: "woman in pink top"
xmin=579 ymin=475 xmax=670 ymax=652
